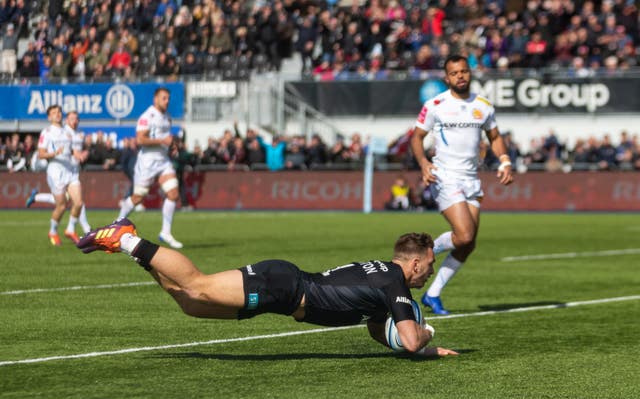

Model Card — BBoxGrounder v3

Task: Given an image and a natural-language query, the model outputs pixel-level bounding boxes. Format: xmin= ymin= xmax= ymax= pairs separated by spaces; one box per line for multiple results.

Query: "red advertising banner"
xmin=1 ymin=171 xmax=639 ymax=211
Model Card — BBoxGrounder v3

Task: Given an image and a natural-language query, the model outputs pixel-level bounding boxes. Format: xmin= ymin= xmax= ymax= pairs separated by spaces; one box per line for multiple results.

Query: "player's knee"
xmin=133 ymin=185 xmax=149 ymax=197
xmin=454 ymin=231 xmax=476 ymax=248
xmin=161 ymin=178 xmax=179 ymax=195
xmin=166 ymin=189 xmax=179 ymax=201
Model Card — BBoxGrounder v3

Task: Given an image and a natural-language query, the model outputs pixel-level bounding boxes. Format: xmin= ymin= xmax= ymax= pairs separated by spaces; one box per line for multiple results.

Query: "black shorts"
xmin=237 ymin=259 xmax=305 ymax=320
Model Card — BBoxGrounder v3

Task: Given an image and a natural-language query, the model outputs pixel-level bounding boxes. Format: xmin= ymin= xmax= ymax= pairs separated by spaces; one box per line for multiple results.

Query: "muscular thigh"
xmin=66 ymin=182 xmax=83 ymax=204
xmin=194 ymin=269 xmax=245 ymax=307
xmin=442 ymin=201 xmax=479 ymax=237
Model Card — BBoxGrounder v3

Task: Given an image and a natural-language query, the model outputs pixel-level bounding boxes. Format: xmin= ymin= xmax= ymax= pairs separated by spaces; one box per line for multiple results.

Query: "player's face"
xmin=154 ymin=91 xmax=170 ymax=113
xmin=444 ymin=60 xmax=471 ymax=95
xmin=410 ymin=248 xmax=435 ymax=288
xmin=66 ymin=113 xmax=79 ymax=129
xmin=48 ymin=107 xmax=63 ymax=125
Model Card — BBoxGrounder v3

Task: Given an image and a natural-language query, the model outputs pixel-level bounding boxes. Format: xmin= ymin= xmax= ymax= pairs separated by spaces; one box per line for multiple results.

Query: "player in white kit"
xmin=410 ymin=55 xmax=514 ymax=314
xmin=117 ymin=87 xmax=183 ymax=249
xmin=27 ymin=111 xmax=92 ymax=235
xmin=37 ymin=105 xmax=87 ymax=246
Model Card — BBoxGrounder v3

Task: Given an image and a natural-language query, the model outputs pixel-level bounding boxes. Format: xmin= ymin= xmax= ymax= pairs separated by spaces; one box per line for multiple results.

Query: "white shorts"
xmin=46 ymin=163 xmax=80 ymax=196
xmin=430 ymin=170 xmax=483 ymax=212
xmin=133 ymin=155 xmax=175 ymax=188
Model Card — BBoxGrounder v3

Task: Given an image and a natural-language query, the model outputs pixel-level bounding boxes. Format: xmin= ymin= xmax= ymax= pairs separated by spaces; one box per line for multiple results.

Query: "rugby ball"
xmin=385 ymin=299 xmax=423 ymax=352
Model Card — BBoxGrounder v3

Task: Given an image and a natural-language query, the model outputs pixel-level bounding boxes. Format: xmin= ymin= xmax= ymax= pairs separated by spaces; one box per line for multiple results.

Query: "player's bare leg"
xmin=76 ymin=219 xmax=243 ymax=318
xmin=422 ymin=201 xmax=480 ymax=314
xmin=118 ymin=192 xmax=145 ymax=220
xmin=48 ymin=193 xmax=67 ymax=246
xmin=64 ymin=183 xmax=84 ymax=243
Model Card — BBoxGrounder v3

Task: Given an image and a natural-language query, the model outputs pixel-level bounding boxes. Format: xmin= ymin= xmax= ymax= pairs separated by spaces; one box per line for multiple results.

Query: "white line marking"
xmin=1 ymin=294 xmax=638 ymax=367
xmin=1 ymin=282 xmax=155 ymax=296
xmin=501 ymin=248 xmax=640 ymax=262
xmin=426 ymin=295 xmax=640 ymax=320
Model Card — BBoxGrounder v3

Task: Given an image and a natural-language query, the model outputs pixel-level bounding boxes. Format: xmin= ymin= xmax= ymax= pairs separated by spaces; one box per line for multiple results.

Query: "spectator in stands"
xmin=108 ymin=42 xmax=131 ymax=75
xmin=49 ymin=51 xmax=70 ymax=78
xmin=38 ymin=52 xmax=52 ymax=81
xmin=6 ymin=133 xmax=26 ymax=172
xmin=209 ymin=23 xmax=233 ymax=56
xmin=180 ymin=52 xmax=202 ymax=76
xmin=257 ymin=134 xmax=286 ymax=171
xmin=86 ymin=43 xmax=109 ymax=78
xmin=284 ymin=142 xmax=306 ymax=170
xmin=22 ymin=134 xmax=36 ymax=169
xmin=296 ymin=16 xmax=316 ymax=74
xmin=329 ymin=139 xmax=351 ymax=165
xmin=1 ymin=23 xmax=19 ymax=75
xmin=525 ymin=31 xmax=548 ymax=68
xmin=18 ymin=53 xmax=39 ymax=78
xmin=384 ymin=176 xmax=412 ymax=211
xmin=306 ymin=134 xmax=328 ymax=168
xmin=246 ymin=137 xmax=266 ymax=167
xmin=597 ymin=134 xmax=618 ymax=170
xmin=201 ymin=137 xmax=219 ymax=165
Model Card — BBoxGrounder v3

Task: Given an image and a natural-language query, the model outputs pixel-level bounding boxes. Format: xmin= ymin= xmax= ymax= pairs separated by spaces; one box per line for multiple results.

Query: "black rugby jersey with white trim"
xmin=300 ymin=260 xmax=416 ymax=327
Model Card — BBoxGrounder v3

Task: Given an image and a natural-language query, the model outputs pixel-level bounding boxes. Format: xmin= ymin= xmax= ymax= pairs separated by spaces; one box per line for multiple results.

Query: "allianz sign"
xmin=26 ymin=84 xmax=135 ymax=119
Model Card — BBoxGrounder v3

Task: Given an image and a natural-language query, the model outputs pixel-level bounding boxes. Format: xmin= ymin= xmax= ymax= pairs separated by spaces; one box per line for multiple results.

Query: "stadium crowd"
xmin=0 ymin=0 xmax=638 ymax=81
xmin=2 ymin=125 xmax=639 ymax=173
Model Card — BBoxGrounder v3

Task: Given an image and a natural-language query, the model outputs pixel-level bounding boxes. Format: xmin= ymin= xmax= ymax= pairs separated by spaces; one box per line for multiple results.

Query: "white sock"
xmin=427 ymin=253 xmax=463 ymax=297
xmin=118 ymin=197 xmax=135 ymax=220
xmin=49 ymin=219 xmax=58 ymax=234
xmin=119 ymin=232 xmax=142 ymax=256
xmin=433 ymin=231 xmax=454 ymax=254
xmin=66 ymin=216 xmax=78 ymax=233
xmin=36 ymin=193 xmax=55 ymax=204
xmin=161 ymin=199 xmax=176 ymax=235
xmin=79 ymin=205 xmax=91 ymax=234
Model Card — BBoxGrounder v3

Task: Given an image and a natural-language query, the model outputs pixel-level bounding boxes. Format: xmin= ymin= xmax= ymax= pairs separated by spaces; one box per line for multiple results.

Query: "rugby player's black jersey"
xmin=299 ymin=260 xmax=416 ymax=327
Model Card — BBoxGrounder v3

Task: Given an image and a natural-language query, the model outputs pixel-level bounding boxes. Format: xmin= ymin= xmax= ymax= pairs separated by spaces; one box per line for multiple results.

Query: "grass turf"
xmin=1 ymin=210 xmax=639 ymax=398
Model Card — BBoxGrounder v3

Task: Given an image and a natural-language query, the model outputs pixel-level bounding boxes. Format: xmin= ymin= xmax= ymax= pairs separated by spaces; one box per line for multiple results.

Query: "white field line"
xmin=1 ymin=294 xmax=639 ymax=367
xmin=501 ymin=248 xmax=640 ymax=262
xmin=0 ymin=282 xmax=155 ymax=295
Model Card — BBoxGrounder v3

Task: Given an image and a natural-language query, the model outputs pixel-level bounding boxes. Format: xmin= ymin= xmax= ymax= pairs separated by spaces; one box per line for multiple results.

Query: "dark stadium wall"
xmin=2 ymin=172 xmax=640 ymax=211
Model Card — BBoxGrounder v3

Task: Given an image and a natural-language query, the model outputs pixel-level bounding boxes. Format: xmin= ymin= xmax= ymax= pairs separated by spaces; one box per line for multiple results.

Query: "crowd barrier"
xmin=1 ymin=171 xmax=639 ymax=211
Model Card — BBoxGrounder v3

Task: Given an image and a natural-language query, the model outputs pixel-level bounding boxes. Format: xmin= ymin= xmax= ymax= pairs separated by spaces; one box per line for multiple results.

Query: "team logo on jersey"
xmin=395 ymin=296 xmax=411 ymax=305
xmin=472 ymin=108 xmax=483 ymax=120
xmin=417 ymin=106 xmax=428 ymax=123
xmin=139 ymin=118 xmax=148 ymax=127
xmin=105 ymin=84 xmax=134 ymax=119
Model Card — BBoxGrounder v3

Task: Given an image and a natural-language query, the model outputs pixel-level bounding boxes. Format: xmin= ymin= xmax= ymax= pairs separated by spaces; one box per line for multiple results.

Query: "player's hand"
xmin=420 ymin=162 xmax=438 ymax=185
xmin=55 ymin=147 xmax=64 ymax=155
xmin=416 ymin=347 xmax=459 ymax=357
xmin=435 ymin=347 xmax=458 ymax=356
xmin=496 ymin=165 xmax=513 ymax=185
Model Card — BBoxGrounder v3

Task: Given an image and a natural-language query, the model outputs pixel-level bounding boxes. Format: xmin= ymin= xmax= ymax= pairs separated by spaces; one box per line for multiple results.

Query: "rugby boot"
xmin=76 ymin=219 xmax=137 ymax=254
xmin=64 ymin=230 xmax=80 ymax=244
xmin=48 ymin=232 xmax=62 ymax=246
xmin=421 ymin=293 xmax=451 ymax=315
xmin=26 ymin=188 xmax=38 ymax=208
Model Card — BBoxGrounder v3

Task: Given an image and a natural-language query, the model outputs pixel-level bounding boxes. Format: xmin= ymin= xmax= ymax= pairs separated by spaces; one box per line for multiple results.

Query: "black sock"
xmin=131 ymin=239 xmax=160 ymax=271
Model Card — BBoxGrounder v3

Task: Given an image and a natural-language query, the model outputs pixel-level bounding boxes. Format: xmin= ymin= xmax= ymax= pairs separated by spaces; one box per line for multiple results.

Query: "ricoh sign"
xmin=470 ymin=78 xmax=630 ymax=113
xmin=1 ymin=82 xmax=184 ymax=120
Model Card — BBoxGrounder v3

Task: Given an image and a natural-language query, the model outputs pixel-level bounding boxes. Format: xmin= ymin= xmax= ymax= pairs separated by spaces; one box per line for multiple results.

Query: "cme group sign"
xmin=0 ymin=82 xmax=184 ymax=120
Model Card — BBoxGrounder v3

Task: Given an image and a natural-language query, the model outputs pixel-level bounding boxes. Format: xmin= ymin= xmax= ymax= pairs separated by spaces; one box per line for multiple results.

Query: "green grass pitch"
xmin=1 ymin=210 xmax=639 ymax=398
